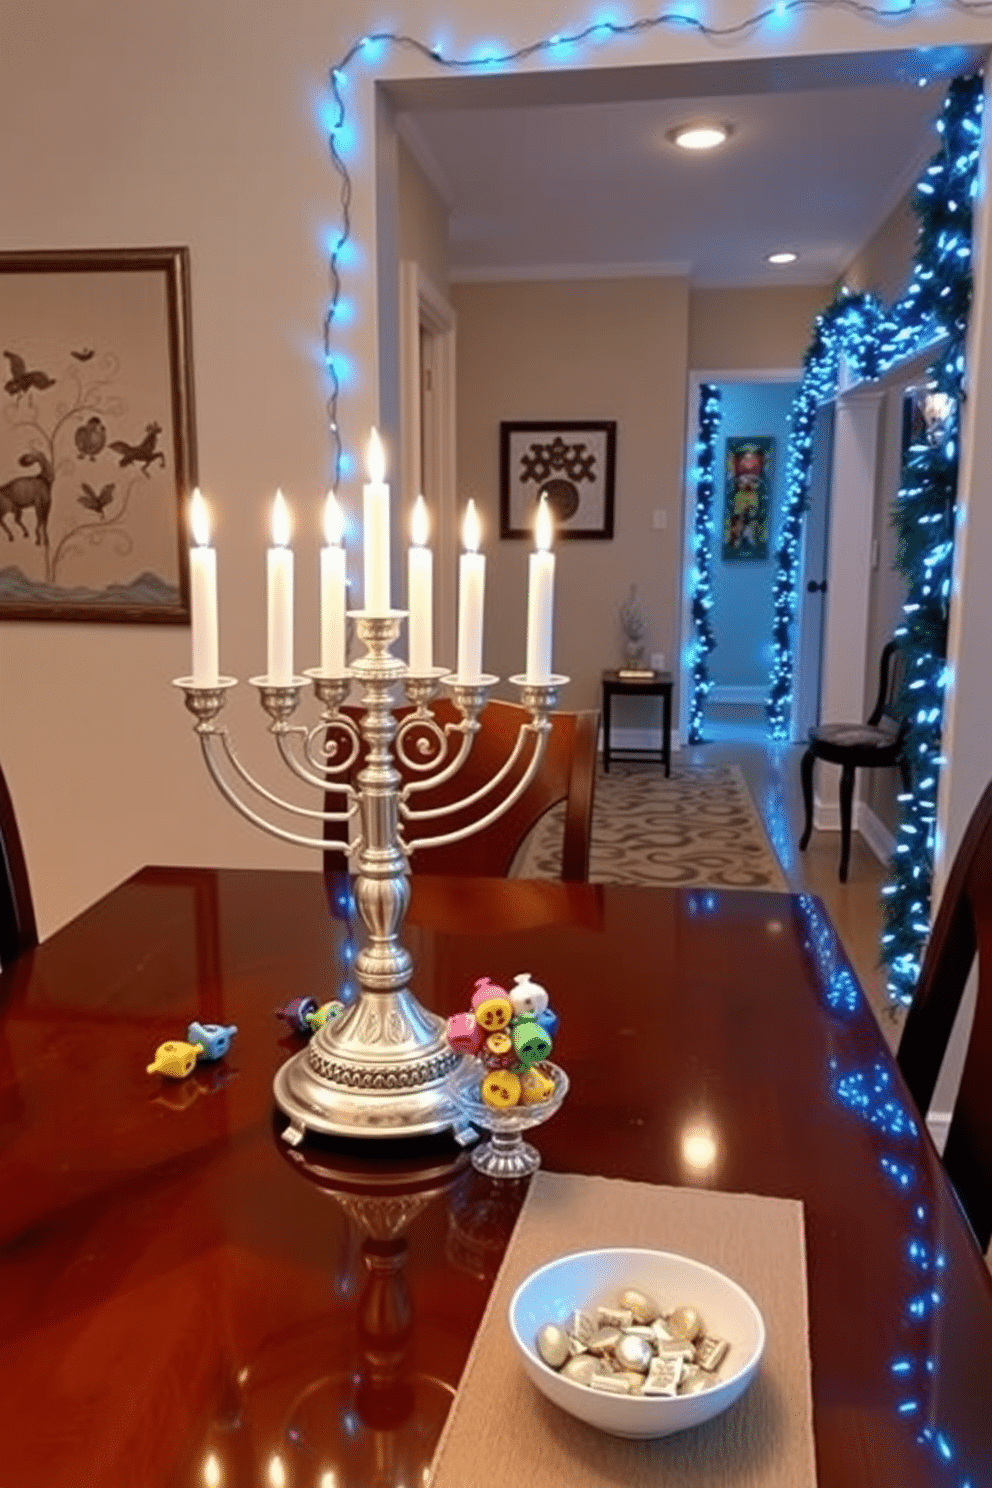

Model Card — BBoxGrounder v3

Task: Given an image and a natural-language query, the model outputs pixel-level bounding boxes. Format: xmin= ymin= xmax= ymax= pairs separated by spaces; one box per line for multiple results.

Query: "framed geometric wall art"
xmin=0 ymin=246 xmax=196 ymax=623
xmin=721 ymin=435 xmax=774 ymax=561
xmin=500 ymin=420 xmax=616 ymax=539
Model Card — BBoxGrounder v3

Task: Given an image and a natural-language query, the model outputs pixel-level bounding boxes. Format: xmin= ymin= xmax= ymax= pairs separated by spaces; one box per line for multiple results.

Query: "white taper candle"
xmin=189 ymin=488 xmax=219 ymax=687
xmin=321 ymin=491 xmax=346 ymax=673
xmin=267 ymin=489 xmax=294 ymax=684
xmin=456 ymin=500 xmax=485 ymax=680
xmin=363 ymin=427 xmax=391 ymax=613
xmin=408 ymin=495 xmax=433 ymax=673
xmin=526 ymin=494 xmax=555 ymax=683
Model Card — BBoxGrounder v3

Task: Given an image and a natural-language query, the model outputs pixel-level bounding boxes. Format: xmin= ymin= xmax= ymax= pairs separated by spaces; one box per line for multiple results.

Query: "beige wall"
xmin=842 ymin=192 xmax=918 ymax=304
xmin=688 ymin=285 xmax=831 ymax=371
xmin=398 ymin=137 xmax=451 ymax=293
xmin=453 ymin=277 xmax=689 ymax=713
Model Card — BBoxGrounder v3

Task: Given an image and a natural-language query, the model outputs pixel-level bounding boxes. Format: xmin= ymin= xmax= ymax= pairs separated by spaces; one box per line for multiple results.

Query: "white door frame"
xmin=679 ymin=368 xmax=800 ymax=746
xmin=399 ymin=261 xmax=457 ymax=664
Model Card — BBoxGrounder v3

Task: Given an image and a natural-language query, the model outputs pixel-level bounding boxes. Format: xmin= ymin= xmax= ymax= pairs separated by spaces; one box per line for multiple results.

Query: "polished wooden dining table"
xmin=1 ymin=865 xmax=990 ymax=1486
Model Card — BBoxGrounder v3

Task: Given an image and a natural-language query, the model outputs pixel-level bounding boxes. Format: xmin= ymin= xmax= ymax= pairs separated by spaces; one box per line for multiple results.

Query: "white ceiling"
xmin=392 ymin=46 xmax=986 ymax=288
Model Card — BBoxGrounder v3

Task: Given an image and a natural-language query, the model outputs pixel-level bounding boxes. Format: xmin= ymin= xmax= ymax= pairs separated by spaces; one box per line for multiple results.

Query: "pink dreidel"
xmin=446 ymin=1010 xmax=483 ymax=1056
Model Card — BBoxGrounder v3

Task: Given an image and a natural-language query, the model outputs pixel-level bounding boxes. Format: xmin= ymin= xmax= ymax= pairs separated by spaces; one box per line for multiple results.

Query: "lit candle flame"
xmin=323 ymin=490 xmax=343 ymax=547
xmin=202 ymin=1453 xmax=222 ymax=1488
xmin=267 ymin=1456 xmax=286 ymax=1488
xmin=411 ymin=494 xmax=429 ymax=547
xmin=367 ymin=427 xmax=385 ymax=485
xmin=535 ymin=493 xmax=553 ymax=553
xmin=190 ymin=487 xmax=211 ymax=547
xmin=462 ymin=499 xmax=481 ymax=554
xmin=270 ymin=489 xmax=291 ymax=548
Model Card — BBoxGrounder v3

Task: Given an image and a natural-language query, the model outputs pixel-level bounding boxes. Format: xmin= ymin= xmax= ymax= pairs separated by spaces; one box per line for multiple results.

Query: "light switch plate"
xmin=651 ymin=653 xmax=665 ymax=671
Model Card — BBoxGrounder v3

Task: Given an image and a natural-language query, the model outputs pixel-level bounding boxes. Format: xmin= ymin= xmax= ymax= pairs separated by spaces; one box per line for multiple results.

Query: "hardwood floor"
xmin=680 ymin=735 xmax=903 ymax=1051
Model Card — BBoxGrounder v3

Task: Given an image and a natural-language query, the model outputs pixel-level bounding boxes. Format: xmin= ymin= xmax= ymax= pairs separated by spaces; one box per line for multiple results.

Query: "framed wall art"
xmin=721 ymin=435 xmax=774 ymax=561
xmin=500 ymin=420 xmax=616 ymax=539
xmin=0 ymin=246 xmax=196 ymax=623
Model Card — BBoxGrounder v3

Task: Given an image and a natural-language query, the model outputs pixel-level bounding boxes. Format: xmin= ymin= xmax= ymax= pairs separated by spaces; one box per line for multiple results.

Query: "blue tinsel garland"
xmin=764 ymin=72 xmax=983 ymax=1006
xmin=688 ymin=383 xmax=720 ymax=744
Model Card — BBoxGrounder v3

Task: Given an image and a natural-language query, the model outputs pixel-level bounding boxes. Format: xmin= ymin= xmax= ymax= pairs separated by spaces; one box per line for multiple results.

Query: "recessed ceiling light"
xmin=667 ymin=122 xmax=732 ymax=152
xmin=767 ymin=251 xmax=798 ymax=265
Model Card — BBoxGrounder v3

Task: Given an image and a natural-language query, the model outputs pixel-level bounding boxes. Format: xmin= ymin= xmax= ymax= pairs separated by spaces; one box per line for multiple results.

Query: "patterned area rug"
xmin=513 ymin=761 xmax=787 ymax=890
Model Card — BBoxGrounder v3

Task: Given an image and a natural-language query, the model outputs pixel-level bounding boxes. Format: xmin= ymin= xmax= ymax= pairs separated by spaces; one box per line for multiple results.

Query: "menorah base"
xmin=273 ymin=991 xmax=466 ymax=1144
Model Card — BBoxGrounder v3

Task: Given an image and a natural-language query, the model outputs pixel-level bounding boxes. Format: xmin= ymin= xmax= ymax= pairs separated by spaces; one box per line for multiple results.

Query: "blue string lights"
xmin=764 ymin=72 xmax=982 ymax=1008
xmin=766 ymin=290 xmax=884 ymax=738
xmin=881 ymin=72 xmax=983 ymax=1007
xmin=688 ymin=383 xmax=719 ymax=743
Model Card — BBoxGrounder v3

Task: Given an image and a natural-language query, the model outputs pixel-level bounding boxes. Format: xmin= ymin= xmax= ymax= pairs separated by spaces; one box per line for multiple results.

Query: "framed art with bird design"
xmin=0 ymin=246 xmax=196 ymax=622
xmin=499 ymin=420 xmax=616 ymax=539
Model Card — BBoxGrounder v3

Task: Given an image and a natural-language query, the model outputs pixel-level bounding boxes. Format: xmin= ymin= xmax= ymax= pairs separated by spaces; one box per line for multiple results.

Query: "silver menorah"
xmin=175 ymin=609 xmax=566 ymax=1145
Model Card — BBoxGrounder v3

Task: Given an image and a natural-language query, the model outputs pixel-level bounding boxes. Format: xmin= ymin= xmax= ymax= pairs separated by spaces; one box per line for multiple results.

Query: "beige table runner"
xmin=430 ymin=1172 xmax=816 ymax=1487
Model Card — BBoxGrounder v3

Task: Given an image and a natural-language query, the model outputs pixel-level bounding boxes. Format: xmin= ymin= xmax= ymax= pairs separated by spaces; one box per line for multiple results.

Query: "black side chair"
xmin=0 ymin=760 xmax=37 ymax=966
xmin=798 ymin=639 xmax=910 ymax=882
xmin=897 ymin=779 xmax=992 ymax=1252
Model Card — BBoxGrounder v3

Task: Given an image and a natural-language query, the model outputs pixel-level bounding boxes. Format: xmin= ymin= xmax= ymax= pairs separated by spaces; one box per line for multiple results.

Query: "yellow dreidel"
xmin=147 ymin=1040 xmax=204 ymax=1079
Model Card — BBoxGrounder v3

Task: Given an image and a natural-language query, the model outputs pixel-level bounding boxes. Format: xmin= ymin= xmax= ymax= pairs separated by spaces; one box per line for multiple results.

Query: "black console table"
xmin=601 ymin=670 xmax=674 ymax=775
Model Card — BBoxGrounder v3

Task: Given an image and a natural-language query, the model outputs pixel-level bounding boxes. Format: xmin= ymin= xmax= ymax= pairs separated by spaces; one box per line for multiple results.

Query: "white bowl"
xmin=508 ymin=1247 xmax=765 ymax=1438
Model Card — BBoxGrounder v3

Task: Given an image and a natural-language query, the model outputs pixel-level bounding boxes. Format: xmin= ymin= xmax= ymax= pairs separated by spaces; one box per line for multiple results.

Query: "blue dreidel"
xmin=536 ymin=1006 xmax=559 ymax=1040
xmin=187 ymin=1021 xmax=238 ymax=1060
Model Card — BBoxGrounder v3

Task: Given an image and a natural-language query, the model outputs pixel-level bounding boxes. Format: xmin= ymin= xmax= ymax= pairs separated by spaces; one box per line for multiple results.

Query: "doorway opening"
xmin=680 ymin=371 xmax=804 ymax=746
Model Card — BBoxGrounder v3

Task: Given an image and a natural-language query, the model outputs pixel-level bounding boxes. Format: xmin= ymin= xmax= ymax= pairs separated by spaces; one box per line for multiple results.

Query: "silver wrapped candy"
xmin=615 ymin=1333 xmax=653 ymax=1373
xmin=536 ymin=1323 xmax=570 ymax=1369
xmin=618 ymin=1287 xmax=661 ymax=1325
xmin=667 ymin=1305 xmax=703 ymax=1341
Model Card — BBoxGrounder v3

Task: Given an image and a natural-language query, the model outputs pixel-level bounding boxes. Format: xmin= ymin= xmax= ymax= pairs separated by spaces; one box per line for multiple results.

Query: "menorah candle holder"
xmin=175 ymin=609 xmax=567 ymax=1145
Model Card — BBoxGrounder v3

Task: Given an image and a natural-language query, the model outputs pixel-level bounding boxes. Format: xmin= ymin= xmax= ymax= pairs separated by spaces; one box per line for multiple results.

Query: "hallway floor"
xmin=680 ymin=734 xmax=902 ymax=1051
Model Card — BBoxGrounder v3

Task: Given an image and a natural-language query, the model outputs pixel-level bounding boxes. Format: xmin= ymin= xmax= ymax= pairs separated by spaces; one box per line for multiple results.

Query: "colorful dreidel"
xmin=446 ymin=1010 xmax=483 ymax=1056
xmin=187 ymin=1021 xmax=238 ymax=1060
xmin=481 ymin=1068 xmax=521 ymax=1109
xmin=275 ymin=997 xmax=319 ymax=1034
xmin=481 ymin=1030 xmax=517 ymax=1070
xmin=305 ymin=999 xmax=347 ymax=1033
xmin=535 ymin=1006 xmax=559 ymax=1040
xmin=509 ymin=972 xmax=549 ymax=1018
xmin=470 ymin=977 xmax=513 ymax=1033
xmin=520 ymin=1064 xmax=556 ymax=1105
xmin=511 ymin=1017 xmax=552 ymax=1069
xmin=470 ymin=975 xmax=508 ymax=1008
xmin=147 ymin=1039 xmax=203 ymax=1080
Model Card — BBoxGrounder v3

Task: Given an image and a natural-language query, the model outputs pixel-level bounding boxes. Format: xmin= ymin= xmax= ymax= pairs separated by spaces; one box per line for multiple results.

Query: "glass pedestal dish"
xmin=449 ymin=1060 xmax=569 ymax=1178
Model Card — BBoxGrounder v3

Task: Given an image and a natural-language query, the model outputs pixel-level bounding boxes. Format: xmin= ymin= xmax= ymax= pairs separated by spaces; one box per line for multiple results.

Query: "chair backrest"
xmin=0 ymin=760 xmax=37 ymax=966
xmin=867 ymin=639 xmax=907 ymax=740
xmin=325 ymin=698 xmax=599 ymax=881
xmin=897 ymin=778 xmax=992 ymax=1250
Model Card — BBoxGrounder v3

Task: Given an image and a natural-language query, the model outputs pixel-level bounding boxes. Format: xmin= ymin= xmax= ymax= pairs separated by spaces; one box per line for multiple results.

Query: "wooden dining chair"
xmin=325 ymin=698 xmax=599 ymax=881
xmin=0 ymin=759 xmax=37 ymax=966
xmin=798 ymin=639 xmax=910 ymax=882
xmin=897 ymin=779 xmax=992 ymax=1251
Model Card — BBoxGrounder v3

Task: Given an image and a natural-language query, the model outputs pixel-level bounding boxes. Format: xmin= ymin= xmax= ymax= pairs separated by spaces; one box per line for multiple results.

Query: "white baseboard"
xmin=811 ymin=796 xmax=896 ymax=867
xmin=927 ymin=1111 xmax=950 ymax=1155
xmin=708 ymin=684 xmax=766 ymax=706
xmin=857 ymin=801 xmax=895 ymax=865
